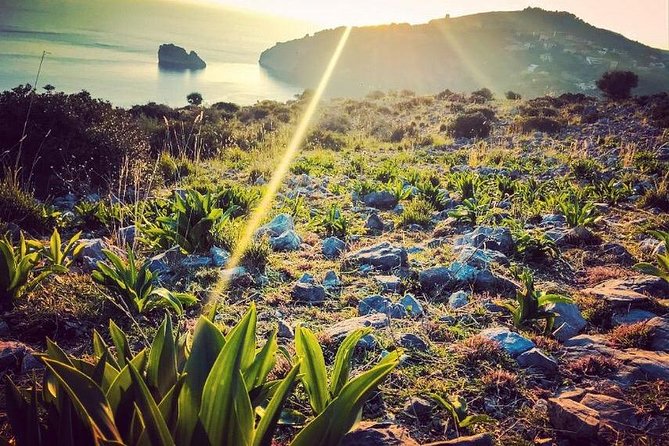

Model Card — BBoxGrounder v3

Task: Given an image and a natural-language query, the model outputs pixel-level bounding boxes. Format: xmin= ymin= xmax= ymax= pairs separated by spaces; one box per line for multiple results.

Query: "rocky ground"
xmin=1 ymin=90 xmax=668 ymax=445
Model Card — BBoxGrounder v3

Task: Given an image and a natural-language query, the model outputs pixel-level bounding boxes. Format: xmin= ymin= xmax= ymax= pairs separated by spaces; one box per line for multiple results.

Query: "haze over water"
xmin=0 ymin=0 xmax=314 ymax=107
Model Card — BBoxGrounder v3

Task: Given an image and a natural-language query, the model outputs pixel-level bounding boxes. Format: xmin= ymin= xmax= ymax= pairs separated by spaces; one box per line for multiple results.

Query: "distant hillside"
xmin=259 ymin=8 xmax=669 ymax=97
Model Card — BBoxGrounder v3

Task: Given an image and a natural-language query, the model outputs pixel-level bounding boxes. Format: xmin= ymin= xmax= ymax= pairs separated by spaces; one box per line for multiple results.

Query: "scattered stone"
xmin=516 ymin=348 xmax=558 ymax=375
xmin=256 ymin=213 xmax=294 ymax=238
xmin=419 ymin=266 xmax=454 ymax=294
xmin=181 ymin=254 xmax=212 ymax=269
xmin=322 ymin=313 xmax=389 ymax=341
xmin=362 ymin=191 xmax=398 ymax=210
xmin=147 ymin=246 xmax=185 ymax=275
xmin=402 ymin=397 xmax=432 ymax=422
xmin=480 ymin=327 xmax=535 ymax=357
xmin=455 ymin=246 xmax=510 ymax=269
xmin=322 ymin=236 xmax=346 ymax=258
xmin=398 ymin=294 xmax=424 ymax=317
xmin=581 ymin=276 xmax=669 ymax=307
xmin=0 ymin=319 xmax=10 ymax=337
xmin=645 ymin=317 xmax=669 ymax=352
xmin=548 ymin=397 xmax=600 ymax=441
xmin=399 ymin=333 xmax=429 ymax=351
xmin=269 ymin=230 xmax=302 ymax=251
xmin=564 ymin=226 xmax=600 ymax=246
xmin=341 ymin=422 xmax=419 ymax=446
xmin=599 ymin=242 xmax=635 ymax=266
xmin=78 ymin=238 xmax=107 ymax=271
xmin=547 ymin=302 xmax=587 ymax=342
xmin=448 ymin=290 xmax=470 ymax=309
xmin=210 ymin=246 xmax=229 ymax=266
xmin=291 ymin=281 xmax=326 ymax=304
xmin=219 ymin=266 xmax=253 ymax=287
xmin=540 ymin=214 xmax=567 ymax=227
xmin=347 ymin=242 xmax=408 ymax=271
xmin=358 ymin=295 xmax=406 ymax=318
xmin=323 ymin=270 xmax=342 ymax=288
xmin=455 ymin=226 xmax=514 ymax=255
xmin=365 ymin=212 xmax=386 ymax=233
xmin=434 ymin=434 xmax=494 ymax=446
xmin=611 ymin=309 xmax=657 ymax=326
xmin=375 ymin=275 xmax=402 ymax=293
xmin=118 ymin=225 xmax=136 ymax=246
xmin=277 ymin=320 xmax=294 ymax=339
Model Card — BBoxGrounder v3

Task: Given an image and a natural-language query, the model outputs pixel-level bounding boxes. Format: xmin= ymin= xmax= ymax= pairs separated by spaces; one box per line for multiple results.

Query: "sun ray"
xmin=205 ymin=26 xmax=353 ymax=308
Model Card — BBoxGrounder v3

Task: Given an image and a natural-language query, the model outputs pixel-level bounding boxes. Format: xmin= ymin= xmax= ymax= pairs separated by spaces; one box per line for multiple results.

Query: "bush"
xmin=0 ymin=179 xmax=50 ymax=234
xmin=0 ymin=86 xmax=150 ymax=197
xmin=596 ymin=70 xmax=639 ymax=100
xmin=505 ymin=91 xmax=522 ymax=100
xmin=448 ymin=112 xmax=491 ymax=138
xmin=470 ymin=88 xmax=494 ymax=103
xmin=515 ymin=116 xmax=561 ymax=134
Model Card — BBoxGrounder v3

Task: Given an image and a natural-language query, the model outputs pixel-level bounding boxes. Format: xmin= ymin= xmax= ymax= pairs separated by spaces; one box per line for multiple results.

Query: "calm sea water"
xmin=0 ymin=0 xmax=314 ymax=107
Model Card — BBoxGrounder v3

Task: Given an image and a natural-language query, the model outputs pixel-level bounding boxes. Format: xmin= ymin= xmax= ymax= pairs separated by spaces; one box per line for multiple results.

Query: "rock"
xmin=298 ymin=273 xmax=315 ymax=284
xmin=292 ymin=282 xmax=326 ymax=304
xmin=158 ymin=43 xmax=206 ymax=69
xmin=0 ymin=341 xmax=28 ymax=373
xmin=118 ymin=225 xmax=136 ymax=246
xmin=398 ymin=294 xmax=424 ymax=317
xmin=147 ymin=246 xmax=185 ymax=275
xmin=256 ymin=213 xmax=294 ymax=238
xmin=455 ymin=246 xmax=510 ymax=269
xmin=347 ymin=242 xmax=408 ymax=271
xmin=181 ymin=254 xmax=213 ymax=269
xmin=419 ymin=267 xmax=454 ymax=294
xmin=564 ymin=226 xmax=600 ymax=246
xmin=399 ymin=333 xmax=428 ymax=351
xmin=269 ymin=230 xmax=302 ymax=252
xmin=448 ymin=290 xmax=470 ymax=309
xmin=548 ymin=302 xmax=587 ymax=342
xmin=78 ymin=238 xmax=107 ymax=271
xmin=599 ymin=243 xmax=635 ymax=266
xmin=433 ymin=434 xmax=494 ymax=446
xmin=323 ymin=270 xmax=342 ymax=288
xmin=548 ymin=397 xmax=600 ymax=441
xmin=219 ymin=266 xmax=253 ymax=287
xmin=0 ymin=319 xmax=10 ymax=337
xmin=358 ymin=295 xmax=406 ymax=318
xmin=277 ymin=320 xmax=294 ymax=339
xmin=322 ymin=236 xmax=346 ymax=258
xmin=53 ymin=193 xmax=77 ymax=210
xmin=341 ymin=422 xmax=418 ymax=446
xmin=646 ymin=317 xmax=669 ymax=352
xmin=210 ymin=246 xmax=229 ymax=267
xmin=365 ymin=213 xmax=386 ymax=233
xmin=516 ymin=348 xmax=558 ymax=375
xmin=20 ymin=352 xmax=43 ymax=373
xmin=540 ymin=214 xmax=567 ymax=227
xmin=362 ymin=191 xmax=398 ymax=210
xmin=472 ymin=269 xmax=517 ymax=294
xmin=375 ymin=275 xmax=402 ymax=293
xmin=580 ymin=393 xmax=640 ymax=433
xmin=322 ymin=313 xmax=389 ymax=341
xmin=402 ymin=397 xmax=432 ymax=421
xmin=454 ymin=226 xmax=514 ymax=255
xmin=581 ymin=276 xmax=669 ymax=308
xmin=480 ymin=327 xmax=535 ymax=357
xmin=612 ymin=309 xmax=658 ymax=326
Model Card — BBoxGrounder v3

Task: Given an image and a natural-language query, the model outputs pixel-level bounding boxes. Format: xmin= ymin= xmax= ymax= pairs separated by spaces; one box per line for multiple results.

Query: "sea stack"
xmin=158 ymin=44 xmax=206 ymax=70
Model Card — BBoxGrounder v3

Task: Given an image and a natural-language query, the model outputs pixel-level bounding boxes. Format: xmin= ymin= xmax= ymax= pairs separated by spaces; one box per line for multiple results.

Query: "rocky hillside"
xmin=1 ymin=87 xmax=669 ymax=445
xmin=260 ymin=8 xmax=669 ymax=97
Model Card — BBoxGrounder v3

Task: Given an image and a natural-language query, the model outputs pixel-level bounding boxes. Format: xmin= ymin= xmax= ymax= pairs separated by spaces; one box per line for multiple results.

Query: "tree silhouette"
xmin=187 ymin=92 xmax=203 ymax=106
xmin=596 ymin=71 xmax=638 ymax=100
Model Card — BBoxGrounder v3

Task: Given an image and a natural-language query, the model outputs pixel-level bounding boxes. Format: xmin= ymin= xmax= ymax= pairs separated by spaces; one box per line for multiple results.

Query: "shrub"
xmin=570 ymin=159 xmax=603 ymax=182
xmin=505 ymin=91 xmax=522 ymax=100
xmin=448 ymin=112 xmax=491 ymax=138
xmin=634 ymin=230 xmax=669 ymax=282
xmin=596 ymin=70 xmax=639 ymax=100
xmin=499 ymin=268 xmax=572 ymax=334
xmin=312 ymin=204 xmax=349 ymax=238
xmin=470 ymin=88 xmax=494 ymax=103
xmin=515 ymin=116 xmax=561 ymax=133
xmin=559 ymin=192 xmax=600 ymax=228
xmin=0 ymin=233 xmax=50 ymax=307
xmin=0 ymin=178 xmax=50 ymax=234
xmin=5 ymin=306 xmax=400 ymax=446
xmin=399 ymin=199 xmax=434 ymax=227
xmin=610 ymin=322 xmax=653 ymax=349
xmin=186 ymin=91 xmax=203 ymax=105
xmin=92 ymin=247 xmax=196 ymax=314
xmin=0 ymin=86 xmax=150 ymax=197
xmin=304 ymin=129 xmax=346 ymax=151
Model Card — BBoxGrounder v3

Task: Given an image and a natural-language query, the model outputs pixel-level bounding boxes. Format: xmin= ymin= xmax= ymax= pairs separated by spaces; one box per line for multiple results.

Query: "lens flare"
xmin=206 ymin=26 xmax=352 ymax=306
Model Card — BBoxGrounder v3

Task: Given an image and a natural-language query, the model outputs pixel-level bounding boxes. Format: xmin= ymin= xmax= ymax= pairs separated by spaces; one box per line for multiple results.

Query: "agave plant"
xmin=0 ymin=233 xmax=50 ymax=307
xmin=92 ymin=248 xmax=196 ymax=314
xmin=429 ymin=393 xmax=492 ymax=435
xmin=5 ymin=305 xmax=400 ymax=446
xmin=558 ymin=192 xmax=600 ymax=228
xmin=634 ymin=230 xmax=669 ymax=282
xmin=40 ymin=228 xmax=84 ymax=272
xmin=448 ymin=197 xmax=490 ymax=225
xmin=500 ymin=269 xmax=572 ymax=335
xmin=312 ymin=204 xmax=349 ymax=238
xmin=451 ymin=172 xmax=480 ymax=200
xmin=416 ymin=178 xmax=447 ymax=210
xmin=143 ymin=189 xmax=235 ymax=253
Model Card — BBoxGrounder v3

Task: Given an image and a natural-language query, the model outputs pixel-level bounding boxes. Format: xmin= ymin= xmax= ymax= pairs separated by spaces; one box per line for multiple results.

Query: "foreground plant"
xmin=634 ymin=230 xmax=669 ymax=282
xmin=0 ymin=233 xmax=49 ymax=306
xmin=92 ymin=247 xmax=196 ymax=314
xmin=40 ymin=227 xmax=84 ymax=271
xmin=500 ymin=268 xmax=572 ymax=334
xmin=5 ymin=305 xmax=400 ymax=446
xmin=559 ymin=192 xmax=600 ymax=228
xmin=312 ymin=204 xmax=349 ymax=238
xmin=429 ymin=393 xmax=492 ymax=435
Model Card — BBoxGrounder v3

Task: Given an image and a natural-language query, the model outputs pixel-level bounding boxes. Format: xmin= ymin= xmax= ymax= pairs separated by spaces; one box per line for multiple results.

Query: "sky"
xmin=186 ymin=0 xmax=669 ymax=49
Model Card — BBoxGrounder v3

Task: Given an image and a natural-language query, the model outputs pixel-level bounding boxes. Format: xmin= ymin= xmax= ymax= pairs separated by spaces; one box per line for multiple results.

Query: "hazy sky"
xmin=187 ymin=0 xmax=669 ymax=49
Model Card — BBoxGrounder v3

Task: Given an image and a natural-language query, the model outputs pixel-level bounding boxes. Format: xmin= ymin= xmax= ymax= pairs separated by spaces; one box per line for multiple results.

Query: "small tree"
xmin=43 ymin=84 xmax=55 ymax=93
xmin=596 ymin=71 xmax=638 ymax=100
xmin=187 ymin=91 xmax=203 ymax=106
xmin=470 ymin=88 xmax=494 ymax=103
xmin=505 ymin=91 xmax=521 ymax=100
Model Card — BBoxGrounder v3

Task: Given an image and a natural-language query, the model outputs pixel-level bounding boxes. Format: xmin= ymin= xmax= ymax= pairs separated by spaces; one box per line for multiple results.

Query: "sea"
xmin=0 ymin=0 xmax=315 ymax=108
